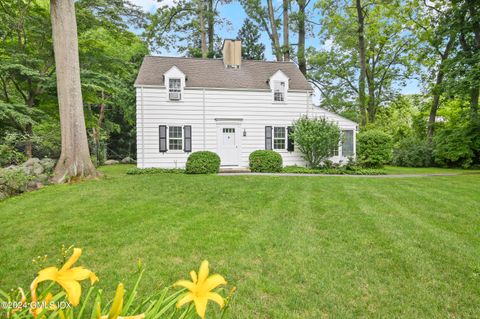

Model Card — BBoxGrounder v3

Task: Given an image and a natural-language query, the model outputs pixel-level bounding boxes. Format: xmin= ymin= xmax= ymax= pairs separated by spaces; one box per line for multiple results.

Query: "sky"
xmin=130 ymin=0 xmax=421 ymax=95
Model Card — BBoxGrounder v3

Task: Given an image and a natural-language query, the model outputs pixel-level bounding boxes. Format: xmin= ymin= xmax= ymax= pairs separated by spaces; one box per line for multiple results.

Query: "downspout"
xmin=140 ymin=86 xmax=145 ymax=168
xmin=203 ymin=88 xmax=206 ymax=150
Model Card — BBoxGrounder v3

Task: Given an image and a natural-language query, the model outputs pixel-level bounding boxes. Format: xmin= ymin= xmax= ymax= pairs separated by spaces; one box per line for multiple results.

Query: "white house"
xmin=134 ymin=39 xmax=357 ymax=169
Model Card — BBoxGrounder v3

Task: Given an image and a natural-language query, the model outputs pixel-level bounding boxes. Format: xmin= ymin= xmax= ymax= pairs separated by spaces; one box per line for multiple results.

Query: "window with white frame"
xmin=273 ymin=81 xmax=286 ymax=102
xmin=342 ymin=130 xmax=354 ymax=156
xmin=273 ymin=127 xmax=286 ymax=149
xmin=169 ymin=126 xmax=183 ymax=150
xmin=168 ymin=78 xmax=181 ymax=100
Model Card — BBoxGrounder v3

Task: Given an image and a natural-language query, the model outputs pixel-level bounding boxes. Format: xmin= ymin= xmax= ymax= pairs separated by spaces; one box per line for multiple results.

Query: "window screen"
xmin=274 ymin=81 xmax=285 ymax=102
xmin=342 ymin=130 xmax=354 ymax=156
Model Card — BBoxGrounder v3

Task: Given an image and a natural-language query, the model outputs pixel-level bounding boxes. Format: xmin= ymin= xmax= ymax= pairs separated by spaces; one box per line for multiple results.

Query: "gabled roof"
xmin=134 ymin=56 xmax=313 ymax=91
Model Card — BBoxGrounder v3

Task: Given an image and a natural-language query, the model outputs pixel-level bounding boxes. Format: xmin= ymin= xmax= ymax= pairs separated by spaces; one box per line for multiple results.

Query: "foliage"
xmin=282 ymin=165 xmax=386 ymax=175
xmin=0 ymin=168 xmax=31 ymax=199
xmin=237 ymin=18 xmax=265 ymax=60
xmin=392 ymin=137 xmax=432 ymax=167
xmin=0 ymin=247 xmax=234 ymax=318
xmin=185 ymin=151 xmax=221 ymax=174
xmin=312 ymin=0 xmax=417 ymax=124
xmin=126 ymin=167 xmax=185 ymax=175
xmin=249 ymin=150 xmax=283 ymax=172
xmin=291 ymin=116 xmax=341 ymax=168
xmin=432 ymin=119 xmax=480 ymax=168
xmin=0 ymin=145 xmax=26 ymax=167
xmin=357 ymin=130 xmax=392 ymax=168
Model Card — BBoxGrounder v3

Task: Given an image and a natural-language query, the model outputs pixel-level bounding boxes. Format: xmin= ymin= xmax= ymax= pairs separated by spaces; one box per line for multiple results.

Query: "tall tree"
xmin=355 ymin=0 xmax=368 ymax=126
xmin=295 ymin=0 xmax=307 ymax=74
xmin=241 ymin=0 xmax=283 ymax=61
xmin=50 ymin=0 xmax=97 ymax=182
xmin=0 ymin=0 xmax=54 ymax=157
xmin=314 ymin=0 xmax=416 ymax=123
xmin=237 ymin=18 xmax=265 ymax=60
xmin=283 ymin=0 xmax=290 ymax=61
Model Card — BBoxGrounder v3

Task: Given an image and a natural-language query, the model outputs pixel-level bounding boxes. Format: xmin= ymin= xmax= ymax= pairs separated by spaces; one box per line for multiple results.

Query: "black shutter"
xmin=184 ymin=125 xmax=192 ymax=152
xmin=287 ymin=126 xmax=294 ymax=152
xmin=265 ymin=126 xmax=272 ymax=150
xmin=159 ymin=125 xmax=167 ymax=152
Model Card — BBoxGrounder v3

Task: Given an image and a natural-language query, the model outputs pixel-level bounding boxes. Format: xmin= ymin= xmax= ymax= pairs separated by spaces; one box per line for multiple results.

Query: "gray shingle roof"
xmin=134 ymin=56 xmax=312 ymax=91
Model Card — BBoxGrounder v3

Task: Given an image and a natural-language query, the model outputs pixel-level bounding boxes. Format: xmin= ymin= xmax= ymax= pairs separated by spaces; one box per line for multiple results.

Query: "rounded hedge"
xmin=185 ymin=151 xmax=221 ymax=174
xmin=249 ymin=150 xmax=283 ymax=172
xmin=357 ymin=130 xmax=392 ymax=168
xmin=392 ymin=137 xmax=432 ymax=167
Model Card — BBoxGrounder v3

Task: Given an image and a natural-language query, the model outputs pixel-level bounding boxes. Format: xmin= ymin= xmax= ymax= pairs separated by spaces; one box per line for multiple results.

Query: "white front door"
xmin=217 ymin=126 xmax=240 ymax=166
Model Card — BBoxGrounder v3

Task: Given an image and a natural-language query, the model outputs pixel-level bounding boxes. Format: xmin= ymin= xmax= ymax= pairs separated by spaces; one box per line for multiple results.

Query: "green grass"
xmin=384 ymin=165 xmax=480 ymax=175
xmin=1 ymin=165 xmax=479 ymax=318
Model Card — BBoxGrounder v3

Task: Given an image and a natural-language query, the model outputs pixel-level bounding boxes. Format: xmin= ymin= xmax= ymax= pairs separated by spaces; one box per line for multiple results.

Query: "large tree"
xmin=50 ymin=0 xmax=97 ymax=182
xmin=313 ymin=0 xmax=416 ymax=125
xmin=237 ymin=18 xmax=265 ymax=60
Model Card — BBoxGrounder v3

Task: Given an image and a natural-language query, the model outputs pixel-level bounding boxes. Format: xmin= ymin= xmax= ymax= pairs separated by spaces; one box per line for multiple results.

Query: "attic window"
xmin=273 ymin=81 xmax=285 ymax=102
xmin=169 ymin=78 xmax=181 ymax=100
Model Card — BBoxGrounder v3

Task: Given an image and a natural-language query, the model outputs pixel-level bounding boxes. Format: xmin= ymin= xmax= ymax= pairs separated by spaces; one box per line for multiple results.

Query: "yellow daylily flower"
xmin=30 ymin=248 xmax=98 ymax=307
xmin=174 ymin=260 xmax=227 ymax=319
xmin=100 ymin=283 xmax=145 ymax=319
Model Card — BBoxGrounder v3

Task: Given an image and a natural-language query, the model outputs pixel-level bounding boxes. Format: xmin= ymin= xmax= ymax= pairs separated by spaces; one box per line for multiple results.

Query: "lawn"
xmin=384 ymin=165 xmax=480 ymax=175
xmin=1 ymin=165 xmax=479 ymax=318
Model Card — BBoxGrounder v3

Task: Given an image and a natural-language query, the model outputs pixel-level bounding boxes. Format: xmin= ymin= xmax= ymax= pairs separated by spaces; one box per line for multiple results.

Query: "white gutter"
xmin=203 ymin=88 xmax=206 ymax=150
xmin=140 ymin=86 xmax=145 ymax=168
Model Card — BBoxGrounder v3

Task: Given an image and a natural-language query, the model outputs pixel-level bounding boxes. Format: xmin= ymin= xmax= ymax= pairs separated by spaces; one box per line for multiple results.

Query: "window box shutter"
xmin=265 ymin=126 xmax=272 ymax=150
xmin=159 ymin=125 xmax=167 ymax=152
xmin=287 ymin=126 xmax=294 ymax=152
xmin=184 ymin=125 xmax=192 ymax=152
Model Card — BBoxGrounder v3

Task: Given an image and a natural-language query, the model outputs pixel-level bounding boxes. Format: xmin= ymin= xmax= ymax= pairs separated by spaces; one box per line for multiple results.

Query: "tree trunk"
xmin=355 ymin=0 xmax=368 ymax=127
xmin=470 ymin=86 xmax=479 ymax=120
xmin=25 ymin=122 xmax=33 ymax=158
xmin=199 ymin=0 xmax=207 ymax=58
xmin=297 ymin=0 xmax=306 ymax=75
xmin=283 ymin=0 xmax=289 ymax=61
xmin=50 ymin=0 xmax=98 ymax=183
xmin=267 ymin=0 xmax=282 ymax=61
xmin=367 ymin=76 xmax=376 ymax=123
xmin=427 ymin=37 xmax=454 ymax=140
xmin=207 ymin=0 xmax=214 ymax=56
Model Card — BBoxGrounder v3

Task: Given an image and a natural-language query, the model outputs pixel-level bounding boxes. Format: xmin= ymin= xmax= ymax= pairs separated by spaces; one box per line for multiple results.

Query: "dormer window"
xmin=169 ymin=78 xmax=181 ymax=100
xmin=273 ymin=81 xmax=286 ymax=102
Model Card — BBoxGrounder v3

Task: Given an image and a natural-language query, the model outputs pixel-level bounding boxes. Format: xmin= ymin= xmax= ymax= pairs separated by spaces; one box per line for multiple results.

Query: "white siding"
xmin=136 ymin=86 xmax=357 ymax=168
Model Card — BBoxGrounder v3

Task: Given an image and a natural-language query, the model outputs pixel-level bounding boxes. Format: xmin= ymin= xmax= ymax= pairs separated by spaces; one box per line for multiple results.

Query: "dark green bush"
xmin=357 ymin=130 xmax=393 ymax=168
xmin=433 ymin=120 xmax=480 ymax=168
xmin=392 ymin=137 xmax=432 ymax=167
xmin=185 ymin=151 xmax=220 ymax=174
xmin=249 ymin=150 xmax=283 ymax=172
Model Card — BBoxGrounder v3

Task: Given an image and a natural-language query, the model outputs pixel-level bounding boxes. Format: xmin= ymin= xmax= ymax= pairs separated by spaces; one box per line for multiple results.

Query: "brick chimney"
xmin=222 ymin=39 xmax=242 ymax=68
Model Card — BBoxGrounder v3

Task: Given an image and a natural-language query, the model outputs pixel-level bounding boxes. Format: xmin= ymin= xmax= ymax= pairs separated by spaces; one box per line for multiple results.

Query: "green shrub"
xmin=249 ymin=150 xmax=283 ymax=172
xmin=433 ymin=120 xmax=480 ymax=168
xmin=185 ymin=151 xmax=221 ymax=174
xmin=0 ymin=168 xmax=31 ymax=199
xmin=126 ymin=167 xmax=185 ymax=175
xmin=291 ymin=116 xmax=341 ymax=167
xmin=357 ymin=130 xmax=393 ymax=168
xmin=392 ymin=137 xmax=432 ymax=167
xmin=0 ymin=144 xmax=26 ymax=167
